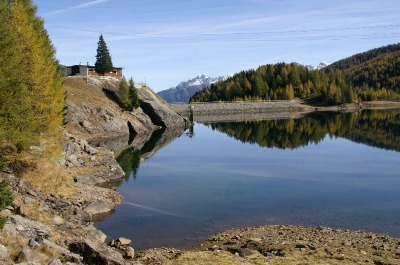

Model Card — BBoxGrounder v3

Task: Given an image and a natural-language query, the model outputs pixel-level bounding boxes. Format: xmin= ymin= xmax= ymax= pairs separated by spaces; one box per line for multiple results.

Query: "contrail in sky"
xmin=44 ymin=0 xmax=110 ymax=16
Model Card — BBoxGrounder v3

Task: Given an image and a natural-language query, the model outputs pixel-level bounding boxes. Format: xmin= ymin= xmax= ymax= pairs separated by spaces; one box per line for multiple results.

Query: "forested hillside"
xmin=190 ymin=63 xmax=354 ymax=105
xmin=190 ymin=43 xmax=400 ymax=104
xmin=324 ymin=43 xmax=400 ymax=100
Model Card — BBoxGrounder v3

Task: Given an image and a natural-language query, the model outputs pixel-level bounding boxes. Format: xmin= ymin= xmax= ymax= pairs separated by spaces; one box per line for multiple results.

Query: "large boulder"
xmin=84 ymin=200 xmax=114 ymax=217
xmin=67 ymin=102 xmax=155 ymax=139
xmin=69 ymin=240 xmax=125 ymax=265
xmin=136 ymin=86 xmax=187 ymax=128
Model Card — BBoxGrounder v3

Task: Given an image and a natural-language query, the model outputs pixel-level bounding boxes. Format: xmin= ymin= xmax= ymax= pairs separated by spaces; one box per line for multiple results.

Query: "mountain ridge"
xmin=157 ymin=74 xmax=230 ymax=103
xmin=158 ymin=62 xmax=331 ymax=104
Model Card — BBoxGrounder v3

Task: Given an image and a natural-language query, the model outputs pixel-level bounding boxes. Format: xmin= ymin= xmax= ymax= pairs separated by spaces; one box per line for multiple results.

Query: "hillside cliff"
xmin=64 ymin=77 xmax=187 ymax=142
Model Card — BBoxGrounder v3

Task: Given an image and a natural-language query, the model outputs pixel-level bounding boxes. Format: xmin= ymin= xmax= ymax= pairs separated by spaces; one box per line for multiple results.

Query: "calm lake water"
xmin=95 ymin=109 xmax=400 ymax=250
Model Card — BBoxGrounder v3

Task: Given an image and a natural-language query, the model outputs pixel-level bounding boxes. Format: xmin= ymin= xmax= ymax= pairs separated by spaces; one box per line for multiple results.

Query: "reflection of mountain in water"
xmin=204 ymin=109 xmax=400 ymax=152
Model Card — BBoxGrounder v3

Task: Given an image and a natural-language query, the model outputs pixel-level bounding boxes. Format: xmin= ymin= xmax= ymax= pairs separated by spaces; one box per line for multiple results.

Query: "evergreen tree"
xmin=95 ymin=34 xmax=113 ymax=75
xmin=118 ymin=77 xmax=140 ymax=111
xmin=128 ymin=78 xmax=140 ymax=109
xmin=118 ymin=77 xmax=130 ymax=110
xmin=0 ymin=181 xmax=13 ymax=229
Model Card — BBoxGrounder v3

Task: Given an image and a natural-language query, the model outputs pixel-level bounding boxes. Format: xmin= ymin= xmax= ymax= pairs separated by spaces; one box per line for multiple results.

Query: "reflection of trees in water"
xmin=116 ymin=126 xmax=186 ymax=181
xmin=117 ymin=148 xmax=141 ymax=181
xmin=205 ymin=109 xmax=400 ymax=152
xmin=116 ymin=109 xmax=400 ymax=181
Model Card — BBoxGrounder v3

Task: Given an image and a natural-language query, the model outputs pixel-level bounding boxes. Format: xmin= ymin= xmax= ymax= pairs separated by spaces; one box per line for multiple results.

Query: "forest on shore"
xmin=190 ymin=43 xmax=400 ymax=104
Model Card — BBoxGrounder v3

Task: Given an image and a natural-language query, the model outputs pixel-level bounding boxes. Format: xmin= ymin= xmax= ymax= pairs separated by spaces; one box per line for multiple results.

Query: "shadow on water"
xmin=203 ymin=109 xmax=400 ymax=152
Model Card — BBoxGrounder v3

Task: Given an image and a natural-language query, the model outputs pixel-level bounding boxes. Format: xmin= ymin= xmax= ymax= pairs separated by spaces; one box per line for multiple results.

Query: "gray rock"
xmin=6 ymin=215 xmax=51 ymax=239
xmin=0 ymin=209 xmax=11 ymax=217
xmin=80 ymin=120 xmax=91 ymax=129
xmin=86 ymin=228 xmax=107 ymax=244
xmin=124 ymin=246 xmax=135 ymax=259
xmin=48 ymin=258 xmax=63 ymax=265
xmin=83 ymin=143 xmax=98 ymax=155
xmin=2 ymin=223 xmax=17 ymax=236
xmin=137 ymin=86 xmax=187 ymax=128
xmin=0 ymin=244 xmax=8 ymax=261
xmin=62 ymin=142 xmax=81 ymax=157
xmin=84 ymin=200 xmax=114 ymax=216
xmin=69 ymin=240 xmax=125 ymax=265
xmin=24 ymin=196 xmax=35 ymax=204
xmin=66 ymin=154 xmax=84 ymax=167
xmin=27 ymin=190 xmax=38 ymax=197
xmin=15 ymin=244 xmax=42 ymax=264
xmin=71 ymin=208 xmax=91 ymax=223
xmin=53 ymin=216 xmax=64 ymax=226
xmin=117 ymin=237 xmax=131 ymax=246
xmin=28 ymin=239 xmax=40 ymax=248
xmin=239 ymin=248 xmax=261 ymax=259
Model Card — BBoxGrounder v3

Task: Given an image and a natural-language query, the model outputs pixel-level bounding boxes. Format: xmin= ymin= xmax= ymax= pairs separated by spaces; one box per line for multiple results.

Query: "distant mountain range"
xmin=157 ymin=74 xmax=230 ymax=103
xmin=307 ymin=61 xmax=331 ymax=70
xmin=158 ymin=63 xmax=331 ymax=103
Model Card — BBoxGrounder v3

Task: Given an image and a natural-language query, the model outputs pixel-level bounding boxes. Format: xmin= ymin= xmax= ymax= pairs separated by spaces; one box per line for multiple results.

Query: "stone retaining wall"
xmin=171 ymin=100 xmax=301 ymax=116
xmin=171 ymin=100 xmax=304 ymax=122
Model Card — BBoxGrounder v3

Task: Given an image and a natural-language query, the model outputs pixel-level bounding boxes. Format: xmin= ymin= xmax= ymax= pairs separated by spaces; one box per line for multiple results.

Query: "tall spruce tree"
xmin=128 ymin=78 xmax=140 ymax=110
xmin=118 ymin=77 xmax=140 ymax=111
xmin=95 ymin=34 xmax=113 ymax=75
xmin=118 ymin=77 xmax=130 ymax=110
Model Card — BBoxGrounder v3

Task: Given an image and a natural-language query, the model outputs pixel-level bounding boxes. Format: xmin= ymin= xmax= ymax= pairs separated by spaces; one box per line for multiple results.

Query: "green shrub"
xmin=0 ymin=157 xmax=5 ymax=171
xmin=0 ymin=180 xmax=13 ymax=229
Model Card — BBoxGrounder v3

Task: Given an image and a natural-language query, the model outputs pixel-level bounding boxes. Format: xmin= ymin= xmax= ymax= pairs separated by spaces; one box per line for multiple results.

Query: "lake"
xmin=95 ymin=109 xmax=400 ymax=250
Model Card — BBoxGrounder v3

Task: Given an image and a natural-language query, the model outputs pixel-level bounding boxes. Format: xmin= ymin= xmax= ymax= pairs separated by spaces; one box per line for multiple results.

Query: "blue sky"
xmin=34 ymin=0 xmax=400 ymax=92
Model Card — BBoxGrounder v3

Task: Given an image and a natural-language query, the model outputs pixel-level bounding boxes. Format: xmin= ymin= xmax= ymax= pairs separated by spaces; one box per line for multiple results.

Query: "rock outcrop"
xmin=64 ymin=77 xmax=188 ymax=149
xmin=136 ymin=85 xmax=187 ymax=128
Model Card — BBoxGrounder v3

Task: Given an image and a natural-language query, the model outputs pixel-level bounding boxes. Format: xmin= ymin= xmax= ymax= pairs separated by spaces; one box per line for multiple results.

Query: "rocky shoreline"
xmin=0 ymin=77 xmax=189 ymax=265
xmin=1 ymin=78 xmax=400 ymax=265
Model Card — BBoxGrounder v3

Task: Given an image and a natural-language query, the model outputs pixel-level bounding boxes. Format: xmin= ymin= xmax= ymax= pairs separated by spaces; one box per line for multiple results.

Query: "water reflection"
xmin=204 ymin=109 xmax=400 ymax=152
xmin=96 ymin=109 xmax=400 ymax=250
xmin=117 ymin=126 xmax=187 ymax=181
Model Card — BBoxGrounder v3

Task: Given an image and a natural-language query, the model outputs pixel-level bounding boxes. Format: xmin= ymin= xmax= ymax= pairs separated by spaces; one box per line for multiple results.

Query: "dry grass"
xmin=0 ymin=232 xmax=63 ymax=264
xmin=63 ymin=77 xmax=119 ymax=107
xmin=0 ymin=233 xmax=27 ymax=262
xmin=165 ymin=251 xmax=254 ymax=265
xmin=23 ymin=156 xmax=78 ymax=198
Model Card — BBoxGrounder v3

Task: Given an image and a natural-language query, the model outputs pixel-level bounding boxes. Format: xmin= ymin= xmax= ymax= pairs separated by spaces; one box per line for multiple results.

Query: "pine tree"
xmin=128 ymin=78 xmax=140 ymax=109
xmin=118 ymin=77 xmax=130 ymax=110
xmin=95 ymin=34 xmax=113 ymax=76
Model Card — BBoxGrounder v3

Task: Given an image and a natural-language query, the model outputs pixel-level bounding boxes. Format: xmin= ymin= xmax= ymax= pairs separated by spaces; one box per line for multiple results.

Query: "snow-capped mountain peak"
xmin=306 ymin=62 xmax=332 ymax=70
xmin=316 ymin=61 xmax=331 ymax=70
xmin=157 ymin=74 xmax=229 ymax=103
